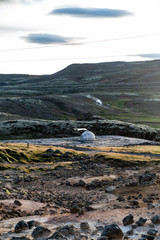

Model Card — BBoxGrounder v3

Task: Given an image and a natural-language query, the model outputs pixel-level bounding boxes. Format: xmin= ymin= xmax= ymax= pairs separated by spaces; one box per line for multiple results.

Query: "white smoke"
xmin=86 ymin=94 xmax=103 ymax=106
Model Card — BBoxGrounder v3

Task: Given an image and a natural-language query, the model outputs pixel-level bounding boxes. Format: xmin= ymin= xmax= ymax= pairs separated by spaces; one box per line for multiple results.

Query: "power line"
xmin=0 ymin=33 xmax=160 ymax=52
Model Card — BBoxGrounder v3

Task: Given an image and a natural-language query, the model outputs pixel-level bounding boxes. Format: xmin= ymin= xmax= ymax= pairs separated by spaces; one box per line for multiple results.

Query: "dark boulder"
xmin=48 ymin=231 xmax=67 ymax=239
xmin=136 ymin=217 xmax=147 ymax=226
xmin=14 ymin=220 xmax=29 ymax=233
xmin=122 ymin=214 xmax=134 ymax=226
xmin=101 ymin=224 xmax=124 ymax=239
xmin=27 ymin=220 xmax=39 ymax=229
xmin=31 ymin=226 xmax=51 ymax=239
xmin=151 ymin=215 xmax=160 ymax=224
xmin=147 ymin=229 xmax=158 ymax=236
xmin=139 ymin=171 xmax=157 ymax=185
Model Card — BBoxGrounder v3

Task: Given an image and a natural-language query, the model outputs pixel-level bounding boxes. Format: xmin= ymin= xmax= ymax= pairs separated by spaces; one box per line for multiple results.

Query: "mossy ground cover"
xmin=0 ymin=143 xmax=160 ymax=171
xmin=91 ymin=145 xmax=160 ymax=166
xmin=0 ymin=143 xmax=85 ymax=171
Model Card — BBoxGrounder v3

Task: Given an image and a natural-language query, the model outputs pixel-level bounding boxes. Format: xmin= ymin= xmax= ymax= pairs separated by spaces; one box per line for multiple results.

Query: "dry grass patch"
xmin=93 ymin=145 xmax=160 ymax=166
xmin=0 ymin=143 xmax=84 ymax=165
xmin=95 ymin=145 xmax=160 ymax=155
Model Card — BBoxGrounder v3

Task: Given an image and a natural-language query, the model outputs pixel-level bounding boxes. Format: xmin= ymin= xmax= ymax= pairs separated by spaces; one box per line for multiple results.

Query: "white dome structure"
xmin=80 ymin=130 xmax=95 ymax=142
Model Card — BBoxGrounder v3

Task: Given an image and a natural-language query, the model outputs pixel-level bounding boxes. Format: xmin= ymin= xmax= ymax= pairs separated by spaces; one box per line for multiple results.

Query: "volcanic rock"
xmin=49 ymin=231 xmax=67 ymax=239
xmin=80 ymin=222 xmax=90 ymax=231
xmin=14 ymin=220 xmax=29 ymax=233
xmin=31 ymin=226 xmax=51 ymax=239
xmin=147 ymin=229 xmax=158 ymax=236
xmin=11 ymin=237 xmax=30 ymax=240
xmin=14 ymin=200 xmax=22 ymax=206
xmin=101 ymin=224 xmax=124 ymax=239
xmin=151 ymin=215 xmax=160 ymax=224
xmin=122 ymin=214 xmax=134 ymax=226
xmin=27 ymin=220 xmax=39 ymax=229
xmin=136 ymin=217 xmax=147 ymax=226
xmin=0 ymin=119 xmax=159 ymax=140
xmin=139 ymin=171 xmax=157 ymax=185
xmin=97 ymin=237 xmax=109 ymax=240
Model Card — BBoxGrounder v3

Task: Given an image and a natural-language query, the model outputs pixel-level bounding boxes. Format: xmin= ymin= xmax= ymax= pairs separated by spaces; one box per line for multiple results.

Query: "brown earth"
xmin=1 ymin=145 xmax=160 ymax=239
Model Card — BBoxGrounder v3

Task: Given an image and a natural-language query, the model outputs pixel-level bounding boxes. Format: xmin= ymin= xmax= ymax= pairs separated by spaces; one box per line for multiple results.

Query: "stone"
xmin=78 ymin=209 xmax=85 ymax=216
xmin=58 ymin=225 xmax=74 ymax=237
xmin=149 ymin=223 xmax=155 ymax=228
xmin=54 ymin=149 xmax=62 ymax=154
xmin=14 ymin=220 xmax=29 ymax=233
xmin=59 ymin=228 xmax=69 ymax=237
xmin=80 ymin=222 xmax=90 ymax=231
xmin=138 ymin=171 xmax=157 ymax=185
xmin=49 ymin=231 xmax=67 ymax=239
xmin=122 ymin=214 xmax=134 ymax=226
xmin=27 ymin=220 xmax=39 ymax=229
xmin=68 ymin=225 xmax=75 ymax=235
xmin=43 ymin=149 xmax=55 ymax=158
xmin=31 ymin=226 xmax=51 ymax=239
xmin=11 ymin=237 xmax=30 ymax=240
xmin=14 ymin=200 xmax=22 ymax=206
xmin=141 ymin=234 xmax=154 ymax=240
xmin=147 ymin=229 xmax=158 ymax=236
xmin=128 ymin=200 xmax=139 ymax=207
xmin=78 ymin=180 xmax=86 ymax=187
xmin=80 ymin=130 xmax=95 ymax=141
xmin=101 ymin=224 xmax=124 ymax=239
xmin=131 ymin=224 xmax=138 ymax=229
xmin=70 ymin=206 xmax=80 ymax=214
xmin=105 ymin=187 xmax=116 ymax=193
xmin=151 ymin=215 xmax=160 ymax=224
xmin=136 ymin=217 xmax=147 ymax=226
xmin=126 ymin=228 xmax=133 ymax=235
xmin=117 ymin=195 xmax=125 ymax=202
xmin=97 ymin=237 xmax=109 ymax=240
xmin=96 ymin=226 xmax=104 ymax=232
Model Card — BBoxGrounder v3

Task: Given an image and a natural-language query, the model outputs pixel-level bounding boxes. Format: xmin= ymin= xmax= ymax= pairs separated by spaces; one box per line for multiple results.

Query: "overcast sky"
xmin=1 ymin=0 xmax=160 ymax=75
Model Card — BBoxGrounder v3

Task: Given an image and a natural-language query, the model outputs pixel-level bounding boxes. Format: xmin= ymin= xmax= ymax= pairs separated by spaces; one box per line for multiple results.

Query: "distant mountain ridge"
xmin=0 ymin=60 xmax=160 ymax=128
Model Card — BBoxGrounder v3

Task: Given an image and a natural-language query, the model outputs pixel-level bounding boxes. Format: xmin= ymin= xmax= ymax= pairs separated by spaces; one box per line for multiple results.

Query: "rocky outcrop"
xmin=0 ymin=119 xmax=159 ymax=140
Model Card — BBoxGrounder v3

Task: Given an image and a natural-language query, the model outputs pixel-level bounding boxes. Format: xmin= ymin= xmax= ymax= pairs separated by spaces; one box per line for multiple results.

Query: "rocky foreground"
xmin=0 ymin=120 xmax=159 ymax=140
xmin=0 ymin=144 xmax=160 ymax=240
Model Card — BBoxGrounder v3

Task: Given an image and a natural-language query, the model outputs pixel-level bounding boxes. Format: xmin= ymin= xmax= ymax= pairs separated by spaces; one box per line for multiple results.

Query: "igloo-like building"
xmin=80 ymin=130 xmax=95 ymax=142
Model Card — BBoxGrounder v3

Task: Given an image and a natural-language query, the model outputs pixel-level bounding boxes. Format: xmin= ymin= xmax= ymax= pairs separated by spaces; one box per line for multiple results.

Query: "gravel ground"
xmin=0 ymin=135 xmax=158 ymax=148
xmin=0 ymin=135 xmax=160 ymax=240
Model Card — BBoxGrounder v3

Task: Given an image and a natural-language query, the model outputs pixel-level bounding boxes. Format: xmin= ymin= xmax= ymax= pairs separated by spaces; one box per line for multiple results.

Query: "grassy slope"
xmin=0 ymin=60 xmax=160 ymax=127
xmin=0 ymin=144 xmax=160 ymax=171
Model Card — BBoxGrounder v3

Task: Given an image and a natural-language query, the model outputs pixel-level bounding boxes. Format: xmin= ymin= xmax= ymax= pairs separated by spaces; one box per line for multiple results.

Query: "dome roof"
xmin=80 ymin=130 xmax=95 ymax=141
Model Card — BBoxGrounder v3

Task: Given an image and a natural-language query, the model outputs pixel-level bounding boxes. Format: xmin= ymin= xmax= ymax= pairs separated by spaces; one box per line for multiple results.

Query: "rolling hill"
xmin=0 ymin=60 xmax=160 ymax=128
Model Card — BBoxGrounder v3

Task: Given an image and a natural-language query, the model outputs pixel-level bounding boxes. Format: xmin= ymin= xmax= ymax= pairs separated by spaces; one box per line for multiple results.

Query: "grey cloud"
xmin=0 ymin=0 xmax=43 ymax=4
xmin=50 ymin=7 xmax=133 ymax=18
xmin=23 ymin=33 xmax=73 ymax=44
xmin=0 ymin=24 xmax=32 ymax=32
xmin=129 ymin=53 xmax=160 ymax=59
xmin=0 ymin=0 xmax=12 ymax=3
xmin=137 ymin=53 xmax=160 ymax=59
